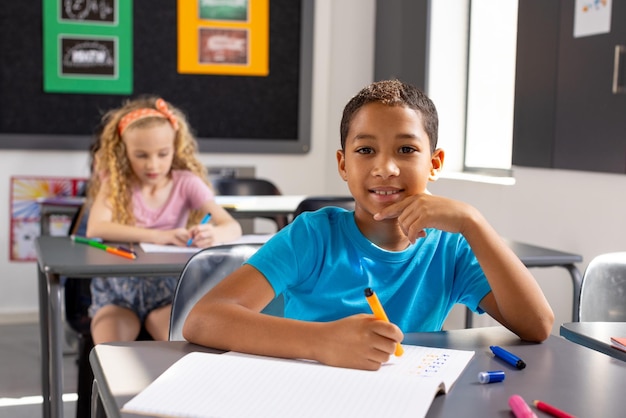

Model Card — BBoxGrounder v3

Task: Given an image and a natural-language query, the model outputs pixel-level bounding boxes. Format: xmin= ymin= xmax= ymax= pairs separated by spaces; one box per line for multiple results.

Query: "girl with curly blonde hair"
xmin=86 ymin=96 xmax=241 ymax=344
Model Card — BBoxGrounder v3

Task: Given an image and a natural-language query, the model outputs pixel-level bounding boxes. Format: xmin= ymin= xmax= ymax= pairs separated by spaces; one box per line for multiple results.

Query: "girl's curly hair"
xmin=87 ymin=96 xmax=210 ymax=226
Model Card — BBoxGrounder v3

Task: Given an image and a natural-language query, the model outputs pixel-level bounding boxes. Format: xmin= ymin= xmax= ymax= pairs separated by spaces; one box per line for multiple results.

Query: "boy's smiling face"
xmin=337 ymin=102 xmax=443 ymax=219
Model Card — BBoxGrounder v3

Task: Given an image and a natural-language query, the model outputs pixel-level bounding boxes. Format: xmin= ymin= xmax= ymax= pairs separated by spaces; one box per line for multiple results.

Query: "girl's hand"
xmin=151 ymin=228 xmax=191 ymax=246
xmin=314 ymin=314 xmax=403 ymax=371
xmin=187 ymin=223 xmax=219 ymax=248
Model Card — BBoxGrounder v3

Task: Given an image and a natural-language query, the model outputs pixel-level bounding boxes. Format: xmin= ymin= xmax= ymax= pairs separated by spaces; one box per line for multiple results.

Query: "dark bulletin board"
xmin=0 ymin=0 xmax=313 ymax=154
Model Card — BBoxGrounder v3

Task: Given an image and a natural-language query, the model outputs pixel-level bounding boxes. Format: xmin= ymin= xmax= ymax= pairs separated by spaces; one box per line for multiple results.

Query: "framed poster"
xmin=42 ymin=0 xmax=133 ymax=94
xmin=178 ymin=0 xmax=269 ymax=76
xmin=9 ymin=176 xmax=86 ymax=261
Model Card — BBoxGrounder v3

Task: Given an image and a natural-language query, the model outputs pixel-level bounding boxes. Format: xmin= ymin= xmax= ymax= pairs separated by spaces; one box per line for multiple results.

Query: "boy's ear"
xmin=336 ymin=149 xmax=348 ymax=181
xmin=429 ymin=148 xmax=445 ymax=181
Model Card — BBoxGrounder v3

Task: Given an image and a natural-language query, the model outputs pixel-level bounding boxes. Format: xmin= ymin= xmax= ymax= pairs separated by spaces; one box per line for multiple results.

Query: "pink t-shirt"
xmin=132 ymin=170 xmax=213 ymax=229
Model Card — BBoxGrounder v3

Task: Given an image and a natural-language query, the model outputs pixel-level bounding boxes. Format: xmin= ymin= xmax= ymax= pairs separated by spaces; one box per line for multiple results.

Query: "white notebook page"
xmin=122 ymin=345 xmax=474 ymax=418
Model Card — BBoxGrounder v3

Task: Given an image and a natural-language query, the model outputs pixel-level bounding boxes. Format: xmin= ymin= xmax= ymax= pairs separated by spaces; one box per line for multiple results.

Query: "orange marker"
xmin=364 ymin=287 xmax=404 ymax=356
xmin=105 ymin=247 xmax=137 ymax=260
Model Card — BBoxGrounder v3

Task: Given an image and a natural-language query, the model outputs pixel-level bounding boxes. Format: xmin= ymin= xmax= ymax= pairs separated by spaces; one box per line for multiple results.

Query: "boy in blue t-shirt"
xmin=184 ymin=80 xmax=554 ymax=371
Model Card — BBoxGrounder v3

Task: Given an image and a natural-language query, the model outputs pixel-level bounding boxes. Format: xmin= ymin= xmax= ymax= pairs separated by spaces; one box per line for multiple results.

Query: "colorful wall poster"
xmin=10 ymin=176 xmax=86 ymax=261
xmin=574 ymin=0 xmax=612 ymax=38
xmin=178 ymin=0 xmax=269 ymax=76
xmin=42 ymin=0 xmax=133 ymax=94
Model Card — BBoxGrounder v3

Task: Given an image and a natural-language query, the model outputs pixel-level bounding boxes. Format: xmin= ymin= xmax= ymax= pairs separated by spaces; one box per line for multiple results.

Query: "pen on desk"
xmin=71 ymin=235 xmax=107 ymax=250
xmin=490 ymin=345 xmax=526 ymax=369
xmin=477 ymin=370 xmax=505 ymax=384
xmin=364 ymin=287 xmax=404 ymax=356
xmin=105 ymin=247 xmax=136 ymax=260
xmin=187 ymin=213 xmax=212 ymax=247
xmin=116 ymin=246 xmax=137 ymax=257
xmin=71 ymin=235 xmax=136 ymax=260
xmin=509 ymin=395 xmax=538 ymax=418
xmin=533 ymin=400 xmax=576 ymax=418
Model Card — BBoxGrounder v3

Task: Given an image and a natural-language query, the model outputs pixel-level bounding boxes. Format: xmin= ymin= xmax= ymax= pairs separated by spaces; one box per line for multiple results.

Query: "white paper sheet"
xmin=139 ymin=234 xmax=274 ymax=253
xmin=122 ymin=345 xmax=474 ymax=418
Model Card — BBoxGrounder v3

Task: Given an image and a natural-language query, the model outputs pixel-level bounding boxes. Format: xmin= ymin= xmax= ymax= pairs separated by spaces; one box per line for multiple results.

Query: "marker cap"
xmin=478 ymin=370 xmax=505 ymax=384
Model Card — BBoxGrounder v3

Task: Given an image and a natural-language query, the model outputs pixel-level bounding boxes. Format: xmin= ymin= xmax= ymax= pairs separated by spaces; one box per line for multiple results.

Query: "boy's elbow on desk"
xmin=513 ymin=312 xmax=554 ymax=343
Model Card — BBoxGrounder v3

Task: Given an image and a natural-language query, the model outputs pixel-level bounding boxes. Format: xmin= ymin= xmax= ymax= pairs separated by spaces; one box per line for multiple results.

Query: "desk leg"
xmin=565 ymin=264 xmax=583 ymax=322
xmin=47 ymin=272 xmax=65 ymax=418
xmin=91 ymin=379 xmax=106 ymax=418
xmin=465 ymin=307 xmax=473 ymax=329
xmin=37 ymin=267 xmax=51 ymax=418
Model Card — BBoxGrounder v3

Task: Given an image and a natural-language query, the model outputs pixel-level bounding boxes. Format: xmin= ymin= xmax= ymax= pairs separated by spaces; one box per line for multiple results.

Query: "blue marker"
xmin=490 ymin=345 xmax=526 ymax=370
xmin=478 ymin=370 xmax=505 ymax=384
xmin=187 ymin=213 xmax=212 ymax=247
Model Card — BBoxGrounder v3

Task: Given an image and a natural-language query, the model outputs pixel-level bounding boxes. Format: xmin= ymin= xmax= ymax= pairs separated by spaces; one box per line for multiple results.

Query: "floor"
xmin=0 ymin=321 xmax=78 ymax=418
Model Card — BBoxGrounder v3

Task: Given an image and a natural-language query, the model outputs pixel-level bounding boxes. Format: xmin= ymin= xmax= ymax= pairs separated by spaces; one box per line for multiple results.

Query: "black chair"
xmin=292 ymin=196 xmax=355 ymax=219
xmin=212 ymin=177 xmax=289 ymax=231
xmin=169 ymin=244 xmax=284 ymax=341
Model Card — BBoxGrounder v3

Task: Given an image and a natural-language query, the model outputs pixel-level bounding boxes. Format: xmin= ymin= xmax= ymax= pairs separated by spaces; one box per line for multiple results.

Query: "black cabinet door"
xmin=553 ymin=1 xmax=626 ymax=173
xmin=513 ymin=0 xmax=626 ymax=174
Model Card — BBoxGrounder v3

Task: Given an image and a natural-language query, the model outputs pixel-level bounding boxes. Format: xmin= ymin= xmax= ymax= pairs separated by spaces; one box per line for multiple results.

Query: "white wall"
xmin=2 ymin=1 xmax=625 ymax=336
xmin=431 ymin=167 xmax=626 ymax=334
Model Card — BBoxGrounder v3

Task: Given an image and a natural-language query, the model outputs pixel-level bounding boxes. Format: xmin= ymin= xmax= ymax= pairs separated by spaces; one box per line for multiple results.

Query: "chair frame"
xmin=578 ymin=252 xmax=626 ymax=322
xmin=169 ymin=243 xmax=283 ymax=341
xmin=212 ymin=177 xmax=288 ymax=230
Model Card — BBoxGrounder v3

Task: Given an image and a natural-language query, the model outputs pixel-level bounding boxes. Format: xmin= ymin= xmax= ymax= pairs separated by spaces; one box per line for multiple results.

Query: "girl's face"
xmin=122 ymin=122 xmax=176 ymax=187
xmin=337 ymin=102 xmax=443 ymax=218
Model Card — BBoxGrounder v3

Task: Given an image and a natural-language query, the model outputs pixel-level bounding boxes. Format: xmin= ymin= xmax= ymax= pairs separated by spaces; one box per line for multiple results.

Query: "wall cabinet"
xmin=513 ymin=0 xmax=626 ymax=174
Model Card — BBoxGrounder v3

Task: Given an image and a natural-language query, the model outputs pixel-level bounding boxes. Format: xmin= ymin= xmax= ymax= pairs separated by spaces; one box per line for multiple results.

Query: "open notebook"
xmin=122 ymin=345 xmax=474 ymax=418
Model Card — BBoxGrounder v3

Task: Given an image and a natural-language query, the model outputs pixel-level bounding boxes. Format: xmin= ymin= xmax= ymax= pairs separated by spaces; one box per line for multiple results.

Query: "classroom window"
xmin=427 ymin=0 xmax=518 ymax=177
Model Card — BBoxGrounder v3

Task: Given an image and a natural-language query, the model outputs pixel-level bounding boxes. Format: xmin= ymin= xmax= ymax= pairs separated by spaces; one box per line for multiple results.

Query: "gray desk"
xmin=560 ymin=321 xmax=626 ymax=362
xmin=464 ymin=239 xmax=582 ymax=327
xmin=35 ymin=236 xmax=196 ymax=418
xmin=36 ymin=232 xmax=582 ymax=418
xmin=214 ymin=195 xmax=307 ymax=219
xmin=90 ymin=326 xmax=626 ymax=418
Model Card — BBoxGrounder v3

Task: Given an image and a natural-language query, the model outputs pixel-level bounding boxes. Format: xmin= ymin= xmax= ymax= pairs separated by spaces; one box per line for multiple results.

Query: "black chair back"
xmin=212 ymin=177 xmax=288 ymax=230
xmin=212 ymin=177 xmax=281 ymax=196
xmin=293 ymin=196 xmax=355 ymax=219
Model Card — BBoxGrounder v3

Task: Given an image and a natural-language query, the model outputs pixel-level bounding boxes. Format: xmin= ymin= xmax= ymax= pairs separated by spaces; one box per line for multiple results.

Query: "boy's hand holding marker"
xmin=364 ymin=287 xmax=404 ymax=356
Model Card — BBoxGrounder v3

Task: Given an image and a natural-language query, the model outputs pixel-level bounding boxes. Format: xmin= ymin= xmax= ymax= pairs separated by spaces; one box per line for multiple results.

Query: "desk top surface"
xmin=560 ymin=321 xmax=626 ymax=362
xmin=36 ymin=236 xmax=194 ymax=277
xmin=36 ymin=233 xmax=582 ymax=278
xmin=91 ymin=326 xmax=626 ymax=418
xmin=502 ymin=238 xmax=582 ymax=266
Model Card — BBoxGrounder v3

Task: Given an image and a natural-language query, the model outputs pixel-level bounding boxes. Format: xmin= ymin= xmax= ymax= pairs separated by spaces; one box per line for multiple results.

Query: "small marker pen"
xmin=490 ymin=345 xmax=526 ymax=369
xmin=117 ymin=246 xmax=137 ymax=256
xmin=477 ymin=370 xmax=505 ymax=384
xmin=509 ymin=394 xmax=538 ymax=418
xmin=364 ymin=287 xmax=404 ymax=356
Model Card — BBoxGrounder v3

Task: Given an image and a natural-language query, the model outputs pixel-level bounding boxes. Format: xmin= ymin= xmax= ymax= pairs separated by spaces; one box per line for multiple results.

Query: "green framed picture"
xmin=42 ymin=0 xmax=133 ymax=94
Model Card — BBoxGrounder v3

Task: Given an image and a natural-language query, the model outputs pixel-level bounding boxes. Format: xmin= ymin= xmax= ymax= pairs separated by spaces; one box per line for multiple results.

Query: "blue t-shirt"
xmin=247 ymin=207 xmax=491 ymax=332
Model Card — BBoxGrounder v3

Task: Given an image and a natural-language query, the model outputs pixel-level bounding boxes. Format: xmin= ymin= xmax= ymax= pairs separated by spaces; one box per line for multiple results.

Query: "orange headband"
xmin=117 ymin=98 xmax=179 ymax=135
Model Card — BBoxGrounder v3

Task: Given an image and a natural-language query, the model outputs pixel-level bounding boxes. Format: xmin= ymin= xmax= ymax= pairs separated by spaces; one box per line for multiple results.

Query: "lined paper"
xmin=122 ymin=345 xmax=474 ymax=418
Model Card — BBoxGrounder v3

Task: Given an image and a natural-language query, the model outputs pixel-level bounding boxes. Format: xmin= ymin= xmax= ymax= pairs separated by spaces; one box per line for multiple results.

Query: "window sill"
xmin=438 ymin=170 xmax=516 ymax=186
